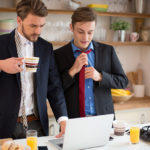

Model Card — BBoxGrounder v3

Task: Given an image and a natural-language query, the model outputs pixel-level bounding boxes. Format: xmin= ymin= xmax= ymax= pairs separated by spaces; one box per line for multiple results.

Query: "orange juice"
xmin=130 ymin=127 xmax=140 ymax=144
xmin=27 ymin=137 xmax=37 ymax=150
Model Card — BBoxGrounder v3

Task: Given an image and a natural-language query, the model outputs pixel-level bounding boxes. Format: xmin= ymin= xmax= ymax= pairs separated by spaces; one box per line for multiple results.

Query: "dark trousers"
xmin=12 ymin=120 xmax=45 ymax=139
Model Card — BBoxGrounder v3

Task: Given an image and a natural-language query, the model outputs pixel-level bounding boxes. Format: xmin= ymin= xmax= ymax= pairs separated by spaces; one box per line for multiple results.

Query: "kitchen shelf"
xmin=0 ymin=7 xmax=16 ymax=12
xmin=96 ymin=12 xmax=150 ymax=18
xmin=0 ymin=7 xmax=150 ymax=18
xmin=51 ymin=41 xmax=150 ymax=46
xmin=47 ymin=96 xmax=150 ymax=117
xmin=103 ymin=41 xmax=150 ymax=46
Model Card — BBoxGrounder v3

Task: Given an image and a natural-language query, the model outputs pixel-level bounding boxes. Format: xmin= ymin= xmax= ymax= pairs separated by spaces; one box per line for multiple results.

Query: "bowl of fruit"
xmin=111 ymin=89 xmax=134 ymax=104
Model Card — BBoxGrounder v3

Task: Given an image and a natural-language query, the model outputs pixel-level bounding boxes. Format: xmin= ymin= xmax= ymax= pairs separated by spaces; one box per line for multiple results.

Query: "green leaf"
xmin=111 ymin=20 xmax=130 ymax=31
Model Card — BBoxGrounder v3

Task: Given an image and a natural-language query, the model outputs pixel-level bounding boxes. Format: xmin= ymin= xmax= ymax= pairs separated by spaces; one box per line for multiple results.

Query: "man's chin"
xmin=80 ymin=44 xmax=89 ymax=50
xmin=30 ymin=36 xmax=39 ymax=42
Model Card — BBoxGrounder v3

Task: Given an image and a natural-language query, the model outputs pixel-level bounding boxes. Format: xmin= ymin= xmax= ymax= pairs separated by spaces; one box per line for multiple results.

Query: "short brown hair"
xmin=16 ymin=0 xmax=48 ymax=20
xmin=71 ymin=7 xmax=97 ymax=27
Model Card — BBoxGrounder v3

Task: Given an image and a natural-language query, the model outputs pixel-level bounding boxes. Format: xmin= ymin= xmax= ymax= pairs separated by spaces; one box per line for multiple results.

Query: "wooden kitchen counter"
xmin=47 ymin=97 xmax=150 ymax=117
xmin=114 ymin=96 xmax=150 ymax=111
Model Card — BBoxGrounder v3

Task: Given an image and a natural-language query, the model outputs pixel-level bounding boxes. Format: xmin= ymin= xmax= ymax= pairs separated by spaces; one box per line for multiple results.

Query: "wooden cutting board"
xmin=0 ymin=138 xmax=12 ymax=145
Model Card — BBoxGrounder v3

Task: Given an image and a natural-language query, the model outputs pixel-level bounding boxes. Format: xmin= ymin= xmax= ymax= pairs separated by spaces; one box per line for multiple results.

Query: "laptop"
xmin=49 ymin=114 xmax=114 ymax=150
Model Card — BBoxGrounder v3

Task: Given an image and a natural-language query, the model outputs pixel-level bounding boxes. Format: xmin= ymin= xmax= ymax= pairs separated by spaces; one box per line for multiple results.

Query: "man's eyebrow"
xmin=30 ymin=23 xmax=45 ymax=27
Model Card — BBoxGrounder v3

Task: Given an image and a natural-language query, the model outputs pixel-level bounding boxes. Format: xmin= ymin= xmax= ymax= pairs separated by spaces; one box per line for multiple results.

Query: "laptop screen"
xmin=49 ymin=114 xmax=114 ymax=150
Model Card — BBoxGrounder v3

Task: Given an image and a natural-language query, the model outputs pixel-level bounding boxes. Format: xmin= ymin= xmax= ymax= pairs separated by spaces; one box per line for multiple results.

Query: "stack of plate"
xmin=0 ymin=19 xmax=15 ymax=35
xmin=88 ymin=4 xmax=108 ymax=12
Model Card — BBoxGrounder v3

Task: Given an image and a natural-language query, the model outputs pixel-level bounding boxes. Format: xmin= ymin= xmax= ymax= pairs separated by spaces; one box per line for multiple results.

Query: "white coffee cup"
xmin=133 ymin=84 xmax=145 ymax=97
xmin=130 ymin=32 xmax=139 ymax=42
xmin=24 ymin=57 xmax=39 ymax=72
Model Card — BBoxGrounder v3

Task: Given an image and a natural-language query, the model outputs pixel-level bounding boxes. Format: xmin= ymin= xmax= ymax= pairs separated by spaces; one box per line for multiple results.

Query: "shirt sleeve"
xmin=57 ymin=116 xmax=68 ymax=124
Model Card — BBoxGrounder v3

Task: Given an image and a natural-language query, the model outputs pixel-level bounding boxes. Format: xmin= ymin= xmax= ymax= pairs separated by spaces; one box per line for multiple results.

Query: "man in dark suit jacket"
xmin=54 ymin=7 xmax=128 ymax=118
xmin=0 ymin=0 xmax=67 ymax=139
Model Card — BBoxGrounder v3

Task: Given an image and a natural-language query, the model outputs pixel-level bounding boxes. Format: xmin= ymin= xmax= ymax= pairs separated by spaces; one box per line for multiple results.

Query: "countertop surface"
xmin=47 ymin=97 xmax=150 ymax=117
xmin=114 ymin=96 xmax=150 ymax=111
xmin=14 ymin=124 xmax=150 ymax=150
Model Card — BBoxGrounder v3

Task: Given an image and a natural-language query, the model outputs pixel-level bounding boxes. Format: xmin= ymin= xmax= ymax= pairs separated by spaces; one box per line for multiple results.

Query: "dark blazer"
xmin=54 ymin=41 xmax=128 ymax=118
xmin=0 ymin=30 xmax=68 ymax=138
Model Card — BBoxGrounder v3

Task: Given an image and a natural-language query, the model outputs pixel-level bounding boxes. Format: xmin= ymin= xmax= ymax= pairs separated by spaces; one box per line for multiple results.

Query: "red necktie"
xmin=76 ymin=49 xmax=92 ymax=117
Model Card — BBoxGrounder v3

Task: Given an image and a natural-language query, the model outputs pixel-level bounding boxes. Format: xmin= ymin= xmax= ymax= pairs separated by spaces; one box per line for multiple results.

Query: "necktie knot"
xmin=76 ymin=49 xmax=92 ymax=54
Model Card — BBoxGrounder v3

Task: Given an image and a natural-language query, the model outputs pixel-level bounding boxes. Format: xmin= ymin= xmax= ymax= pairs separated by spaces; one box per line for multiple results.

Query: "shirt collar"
xmin=71 ymin=39 xmax=94 ymax=53
xmin=15 ymin=29 xmax=32 ymax=46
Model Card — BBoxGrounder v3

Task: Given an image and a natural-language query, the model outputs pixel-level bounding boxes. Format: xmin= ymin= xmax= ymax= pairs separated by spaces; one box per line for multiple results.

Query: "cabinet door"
xmin=115 ymin=108 xmax=150 ymax=124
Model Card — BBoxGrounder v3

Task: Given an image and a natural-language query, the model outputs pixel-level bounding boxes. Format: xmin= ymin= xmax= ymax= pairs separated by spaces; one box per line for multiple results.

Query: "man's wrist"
xmin=68 ymin=67 xmax=76 ymax=78
xmin=99 ymin=72 xmax=102 ymax=81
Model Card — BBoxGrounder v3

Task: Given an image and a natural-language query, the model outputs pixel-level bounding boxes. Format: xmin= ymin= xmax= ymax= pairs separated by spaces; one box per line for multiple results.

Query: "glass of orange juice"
xmin=26 ymin=130 xmax=37 ymax=150
xmin=130 ymin=127 xmax=140 ymax=144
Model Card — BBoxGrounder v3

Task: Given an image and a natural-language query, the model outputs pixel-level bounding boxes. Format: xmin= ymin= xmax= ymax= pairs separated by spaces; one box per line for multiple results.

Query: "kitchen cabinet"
xmin=115 ymin=107 xmax=150 ymax=124
xmin=114 ymin=97 xmax=150 ymax=124
xmin=0 ymin=7 xmax=150 ymax=46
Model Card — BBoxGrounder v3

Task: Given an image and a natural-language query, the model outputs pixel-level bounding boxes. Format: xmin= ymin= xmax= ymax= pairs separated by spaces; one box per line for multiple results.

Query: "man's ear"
xmin=70 ymin=24 xmax=73 ymax=32
xmin=17 ymin=16 xmax=22 ymax=26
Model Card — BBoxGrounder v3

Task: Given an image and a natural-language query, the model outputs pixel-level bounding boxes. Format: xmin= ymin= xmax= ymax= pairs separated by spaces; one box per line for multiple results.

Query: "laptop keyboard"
xmin=49 ymin=138 xmax=64 ymax=149
xmin=57 ymin=143 xmax=63 ymax=148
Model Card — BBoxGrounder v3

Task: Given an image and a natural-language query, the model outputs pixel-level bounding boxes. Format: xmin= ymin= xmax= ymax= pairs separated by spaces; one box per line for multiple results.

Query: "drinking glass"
xmin=26 ymin=130 xmax=38 ymax=150
xmin=130 ymin=127 xmax=140 ymax=144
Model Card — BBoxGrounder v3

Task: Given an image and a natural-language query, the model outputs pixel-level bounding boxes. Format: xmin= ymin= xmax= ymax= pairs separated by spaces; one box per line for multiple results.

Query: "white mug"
xmin=130 ymin=32 xmax=139 ymax=42
xmin=24 ymin=57 xmax=39 ymax=72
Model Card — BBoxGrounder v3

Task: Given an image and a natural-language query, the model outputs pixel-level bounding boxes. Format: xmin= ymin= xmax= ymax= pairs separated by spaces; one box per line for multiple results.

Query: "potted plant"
xmin=111 ymin=20 xmax=130 ymax=42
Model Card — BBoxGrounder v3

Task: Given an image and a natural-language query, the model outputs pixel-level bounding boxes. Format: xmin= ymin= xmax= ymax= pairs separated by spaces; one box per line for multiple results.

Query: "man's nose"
xmin=35 ymin=27 xmax=41 ymax=35
xmin=83 ymin=33 xmax=88 ymax=40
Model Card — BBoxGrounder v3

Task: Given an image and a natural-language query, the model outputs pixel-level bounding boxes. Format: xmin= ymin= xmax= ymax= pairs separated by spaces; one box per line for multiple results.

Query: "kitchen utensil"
xmin=69 ymin=0 xmax=81 ymax=10
xmin=135 ymin=0 xmax=145 ymax=14
xmin=133 ymin=84 xmax=145 ymax=97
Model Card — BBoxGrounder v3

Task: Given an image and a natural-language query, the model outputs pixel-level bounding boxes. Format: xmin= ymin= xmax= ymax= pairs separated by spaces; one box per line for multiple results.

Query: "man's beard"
xmin=22 ymin=25 xmax=40 ymax=42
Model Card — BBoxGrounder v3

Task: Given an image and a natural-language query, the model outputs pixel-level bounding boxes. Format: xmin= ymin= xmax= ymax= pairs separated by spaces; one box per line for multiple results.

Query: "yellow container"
xmin=27 ymin=137 xmax=37 ymax=150
xmin=130 ymin=127 xmax=140 ymax=144
xmin=88 ymin=4 xmax=108 ymax=9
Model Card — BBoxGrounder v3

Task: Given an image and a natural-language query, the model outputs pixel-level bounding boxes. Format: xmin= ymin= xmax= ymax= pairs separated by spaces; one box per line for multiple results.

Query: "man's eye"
xmin=30 ymin=25 xmax=36 ymax=28
xmin=78 ymin=31 xmax=83 ymax=34
xmin=88 ymin=32 xmax=93 ymax=35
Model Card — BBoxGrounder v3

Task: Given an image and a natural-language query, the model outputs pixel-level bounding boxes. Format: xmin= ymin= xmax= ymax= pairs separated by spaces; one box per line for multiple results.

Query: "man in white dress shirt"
xmin=0 ymin=0 xmax=68 ymax=139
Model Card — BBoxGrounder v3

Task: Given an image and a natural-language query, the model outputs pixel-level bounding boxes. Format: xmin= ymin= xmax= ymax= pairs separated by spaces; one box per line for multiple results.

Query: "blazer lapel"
xmin=64 ymin=42 xmax=75 ymax=68
xmin=93 ymin=41 xmax=103 ymax=72
xmin=33 ymin=41 xmax=41 ymax=90
xmin=8 ymin=31 xmax=21 ymax=89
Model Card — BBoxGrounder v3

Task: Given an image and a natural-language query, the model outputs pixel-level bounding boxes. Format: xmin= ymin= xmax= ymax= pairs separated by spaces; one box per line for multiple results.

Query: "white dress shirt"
xmin=15 ymin=29 xmax=68 ymax=123
xmin=15 ymin=29 xmax=34 ymax=117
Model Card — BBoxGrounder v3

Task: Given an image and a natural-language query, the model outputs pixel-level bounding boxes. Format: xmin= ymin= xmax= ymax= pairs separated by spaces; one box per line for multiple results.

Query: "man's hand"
xmin=69 ymin=53 xmax=88 ymax=77
xmin=85 ymin=66 xmax=102 ymax=81
xmin=56 ymin=120 xmax=66 ymax=138
xmin=0 ymin=57 xmax=24 ymax=74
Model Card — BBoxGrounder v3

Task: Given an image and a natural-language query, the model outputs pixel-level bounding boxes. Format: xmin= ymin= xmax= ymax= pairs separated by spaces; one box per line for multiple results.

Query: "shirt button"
xmin=88 ymin=86 xmax=90 ymax=88
xmin=89 ymin=97 xmax=91 ymax=99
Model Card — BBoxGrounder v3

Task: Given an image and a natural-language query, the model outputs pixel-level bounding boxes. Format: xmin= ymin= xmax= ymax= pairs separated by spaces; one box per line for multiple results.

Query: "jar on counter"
xmin=134 ymin=18 xmax=145 ymax=40
xmin=141 ymin=27 xmax=150 ymax=41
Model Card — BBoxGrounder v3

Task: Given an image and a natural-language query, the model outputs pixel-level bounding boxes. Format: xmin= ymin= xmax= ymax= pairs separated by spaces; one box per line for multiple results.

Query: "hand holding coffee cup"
xmin=23 ymin=57 xmax=39 ymax=72
xmin=130 ymin=32 xmax=139 ymax=42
